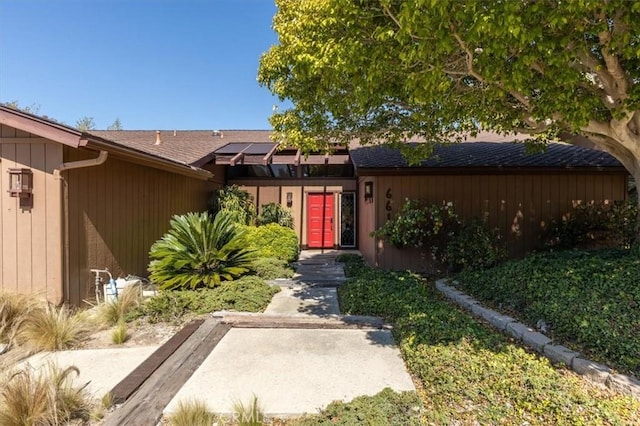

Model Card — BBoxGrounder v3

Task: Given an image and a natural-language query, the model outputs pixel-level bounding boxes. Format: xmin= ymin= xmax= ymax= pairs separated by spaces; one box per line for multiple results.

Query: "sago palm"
xmin=148 ymin=211 xmax=256 ymax=290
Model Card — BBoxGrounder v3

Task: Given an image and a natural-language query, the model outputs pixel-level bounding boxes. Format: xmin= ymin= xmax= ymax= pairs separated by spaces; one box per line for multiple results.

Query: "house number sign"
xmin=385 ymin=188 xmax=393 ymax=219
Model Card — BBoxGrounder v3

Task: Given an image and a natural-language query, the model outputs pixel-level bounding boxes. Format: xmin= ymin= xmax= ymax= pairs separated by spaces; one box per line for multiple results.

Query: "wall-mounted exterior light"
xmin=364 ymin=181 xmax=373 ymax=202
xmin=286 ymin=192 xmax=293 ymax=208
xmin=8 ymin=168 xmax=33 ymax=198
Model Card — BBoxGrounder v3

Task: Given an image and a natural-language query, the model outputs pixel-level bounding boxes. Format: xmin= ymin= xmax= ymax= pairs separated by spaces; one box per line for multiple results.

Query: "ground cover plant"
xmin=290 ymin=388 xmax=423 ymax=426
xmin=337 ymin=255 xmax=640 ymax=424
xmin=131 ymin=276 xmax=280 ymax=324
xmin=457 ymin=246 xmax=640 ymax=376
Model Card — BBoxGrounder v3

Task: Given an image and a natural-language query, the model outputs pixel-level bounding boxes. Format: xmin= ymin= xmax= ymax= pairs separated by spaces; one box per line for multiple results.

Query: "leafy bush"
xmin=338 ymin=263 xmax=640 ymax=424
xmin=442 ymin=219 xmax=507 ymax=271
xmin=291 ymin=388 xmax=423 ymax=426
xmin=132 ymin=276 xmax=279 ymax=323
xmin=245 ymin=223 xmax=300 ymax=262
xmin=209 ymin=185 xmax=256 ymax=226
xmin=148 ymin=211 xmax=256 ymax=291
xmin=256 ymin=202 xmax=294 ymax=228
xmin=457 ymin=246 xmax=640 ymax=375
xmin=545 ymin=200 xmax=638 ymax=249
xmin=250 ymin=257 xmax=294 ymax=280
xmin=373 ymin=200 xmax=505 ymax=270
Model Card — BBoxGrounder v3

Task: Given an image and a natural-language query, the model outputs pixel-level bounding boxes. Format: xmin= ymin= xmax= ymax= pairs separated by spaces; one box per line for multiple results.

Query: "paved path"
xmin=164 ymin=250 xmax=415 ymax=418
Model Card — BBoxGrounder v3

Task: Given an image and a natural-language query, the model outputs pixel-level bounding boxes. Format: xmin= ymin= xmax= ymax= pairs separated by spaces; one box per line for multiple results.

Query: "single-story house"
xmin=0 ymin=106 xmax=628 ymax=304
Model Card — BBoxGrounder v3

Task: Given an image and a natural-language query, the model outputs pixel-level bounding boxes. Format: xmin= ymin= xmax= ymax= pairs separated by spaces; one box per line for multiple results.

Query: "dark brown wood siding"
xmin=360 ymin=172 xmax=628 ymax=271
xmin=64 ymin=147 xmax=217 ymax=305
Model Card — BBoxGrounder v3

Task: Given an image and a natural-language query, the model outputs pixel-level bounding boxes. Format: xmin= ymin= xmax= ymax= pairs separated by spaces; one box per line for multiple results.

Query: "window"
xmin=340 ymin=193 xmax=356 ymax=247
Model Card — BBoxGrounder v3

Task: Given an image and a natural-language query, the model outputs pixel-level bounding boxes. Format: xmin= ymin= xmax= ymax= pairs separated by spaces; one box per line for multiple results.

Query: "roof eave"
xmin=355 ymin=166 xmax=628 ymax=176
xmin=85 ymin=138 xmax=213 ymax=180
xmin=0 ymin=107 xmax=85 ymax=147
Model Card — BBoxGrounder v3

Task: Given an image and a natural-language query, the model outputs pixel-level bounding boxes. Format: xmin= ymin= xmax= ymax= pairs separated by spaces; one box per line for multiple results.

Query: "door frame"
xmin=306 ymin=192 xmax=335 ymax=248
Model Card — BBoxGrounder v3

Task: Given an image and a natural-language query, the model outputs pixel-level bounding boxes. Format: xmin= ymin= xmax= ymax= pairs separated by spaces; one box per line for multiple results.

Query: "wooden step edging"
xmin=108 ymin=319 xmax=204 ymax=404
xmin=211 ymin=311 xmax=392 ymax=330
xmin=104 ymin=319 xmax=231 ymax=426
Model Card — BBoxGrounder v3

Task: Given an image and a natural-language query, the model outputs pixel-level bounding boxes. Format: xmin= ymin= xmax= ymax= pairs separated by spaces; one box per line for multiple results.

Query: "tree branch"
xmin=597 ymin=12 xmax=630 ymax=101
xmin=451 ymin=31 xmax=531 ymax=110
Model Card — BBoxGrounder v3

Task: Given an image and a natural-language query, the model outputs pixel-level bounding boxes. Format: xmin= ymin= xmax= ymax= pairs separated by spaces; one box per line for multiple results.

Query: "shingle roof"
xmin=350 ymin=142 xmax=623 ymax=170
xmin=90 ymin=130 xmax=273 ymax=166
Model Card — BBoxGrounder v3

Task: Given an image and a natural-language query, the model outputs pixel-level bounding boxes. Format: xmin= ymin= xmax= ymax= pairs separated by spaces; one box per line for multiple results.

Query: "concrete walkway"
xmin=21 ymin=250 xmax=415 ymax=422
xmin=164 ymin=250 xmax=415 ymax=418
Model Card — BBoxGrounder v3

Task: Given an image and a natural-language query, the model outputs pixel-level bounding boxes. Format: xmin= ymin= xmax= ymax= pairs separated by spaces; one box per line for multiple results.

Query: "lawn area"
xmin=330 ymin=255 xmax=640 ymax=425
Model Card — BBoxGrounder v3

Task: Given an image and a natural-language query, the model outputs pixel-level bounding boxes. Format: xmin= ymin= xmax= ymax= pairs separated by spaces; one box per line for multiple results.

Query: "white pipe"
xmin=54 ymin=150 xmax=108 ymax=176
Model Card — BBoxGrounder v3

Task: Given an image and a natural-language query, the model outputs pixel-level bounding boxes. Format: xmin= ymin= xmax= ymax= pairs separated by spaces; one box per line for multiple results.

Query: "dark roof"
xmin=350 ymin=142 xmax=624 ymax=172
xmin=90 ymin=130 xmax=273 ymax=166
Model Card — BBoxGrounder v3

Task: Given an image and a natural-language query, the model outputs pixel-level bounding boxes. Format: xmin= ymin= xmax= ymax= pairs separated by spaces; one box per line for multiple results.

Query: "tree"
xmin=2 ymin=100 xmax=41 ymax=115
xmin=75 ymin=116 xmax=95 ymax=131
xmin=107 ymin=117 xmax=122 ymax=130
xmin=258 ymin=1 xmax=640 ymax=210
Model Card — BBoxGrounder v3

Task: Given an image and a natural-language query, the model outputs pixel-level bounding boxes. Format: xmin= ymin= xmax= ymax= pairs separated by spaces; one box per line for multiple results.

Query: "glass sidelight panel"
xmin=340 ymin=193 xmax=356 ymax=247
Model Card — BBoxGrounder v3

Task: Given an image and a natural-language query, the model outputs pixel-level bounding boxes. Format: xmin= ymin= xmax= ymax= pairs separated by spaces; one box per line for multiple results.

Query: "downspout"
xmin=53 ymin=150 xmax=108 ymax=304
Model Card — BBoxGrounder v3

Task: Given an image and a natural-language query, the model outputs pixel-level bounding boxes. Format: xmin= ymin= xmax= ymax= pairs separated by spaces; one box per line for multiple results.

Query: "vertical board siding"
xmin=65 ymin=150 xmax=216 ymax=305
xmin=231 ymin=179 xmax=356 ymax=247
xmin=357 ymin=177 xmax=377 ymax=266
xmin=361 ymin=172 xmax=627 ymax=271
xmin=0 ymin=134 xmax=64 ymax=302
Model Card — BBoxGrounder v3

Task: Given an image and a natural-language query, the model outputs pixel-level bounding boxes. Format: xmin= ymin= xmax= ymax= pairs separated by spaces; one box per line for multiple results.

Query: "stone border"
xmin=435 ymin=279 xmax=640 ymax=400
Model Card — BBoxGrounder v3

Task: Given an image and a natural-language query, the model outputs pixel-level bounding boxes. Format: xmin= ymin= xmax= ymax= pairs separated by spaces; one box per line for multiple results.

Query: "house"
xmin=0 ymin=107 xmax=220 ymax=305
xmin=351 ymin=142 xmax=628 ymax=271
xmin=0 ymin=105 xmax=628 ymax=304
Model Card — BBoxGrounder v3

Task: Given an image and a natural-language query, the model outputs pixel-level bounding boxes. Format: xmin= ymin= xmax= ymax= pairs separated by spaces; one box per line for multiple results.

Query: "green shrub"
xmin=545 ymin=200 xmax=638 ymax=249
xmin=373 ymin=200 xmax=505 ymax=271
xmin=442 ymin=219 xmax=507 ymax=271
xmin=338 ymin=263 xmax=640 ymax=424
xmin=132 ymin=277 xmax=279 ymax=323
xmin=209 ymin=185 xmax=256 ymax=225
xmin=245 ymin=223 xmax=300 ymax=262
xmin=257 ymin=202 xmax=294 ymax=228
xmin=372 ymin=200 xmax=460 ymax=250
xmin=291 ymin=388 xmax=423 ymax=425
xmin=457 ymin=246 xmax=640 ymax=375
xmin=148 ymin=211 xmax=256 ymax=291
xmin=250 ymin=257 xmax=294 ymax=280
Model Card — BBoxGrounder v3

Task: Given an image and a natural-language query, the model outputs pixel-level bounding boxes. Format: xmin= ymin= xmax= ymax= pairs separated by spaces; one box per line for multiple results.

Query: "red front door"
xmin=307 ymin=193 xmax=334 ymax=248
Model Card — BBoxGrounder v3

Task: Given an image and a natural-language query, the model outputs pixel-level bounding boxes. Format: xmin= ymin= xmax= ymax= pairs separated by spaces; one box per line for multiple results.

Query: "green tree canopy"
xmin=75 ymin=116 xmax=95 ymax=131
xmin=259 ymin=0 xmax=640 ymax=170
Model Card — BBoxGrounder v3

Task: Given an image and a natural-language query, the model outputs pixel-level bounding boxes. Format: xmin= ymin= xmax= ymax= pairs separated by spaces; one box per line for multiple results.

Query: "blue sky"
xmin=0 ymin=0 xmax=282 ymax=130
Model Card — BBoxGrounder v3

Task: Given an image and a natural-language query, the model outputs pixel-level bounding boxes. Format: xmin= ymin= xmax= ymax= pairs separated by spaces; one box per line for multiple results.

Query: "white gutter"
xmin=53 ymin=149 xmax=108 ymax=303
xmin=54 ymin=150 xmax=108 ymax=176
